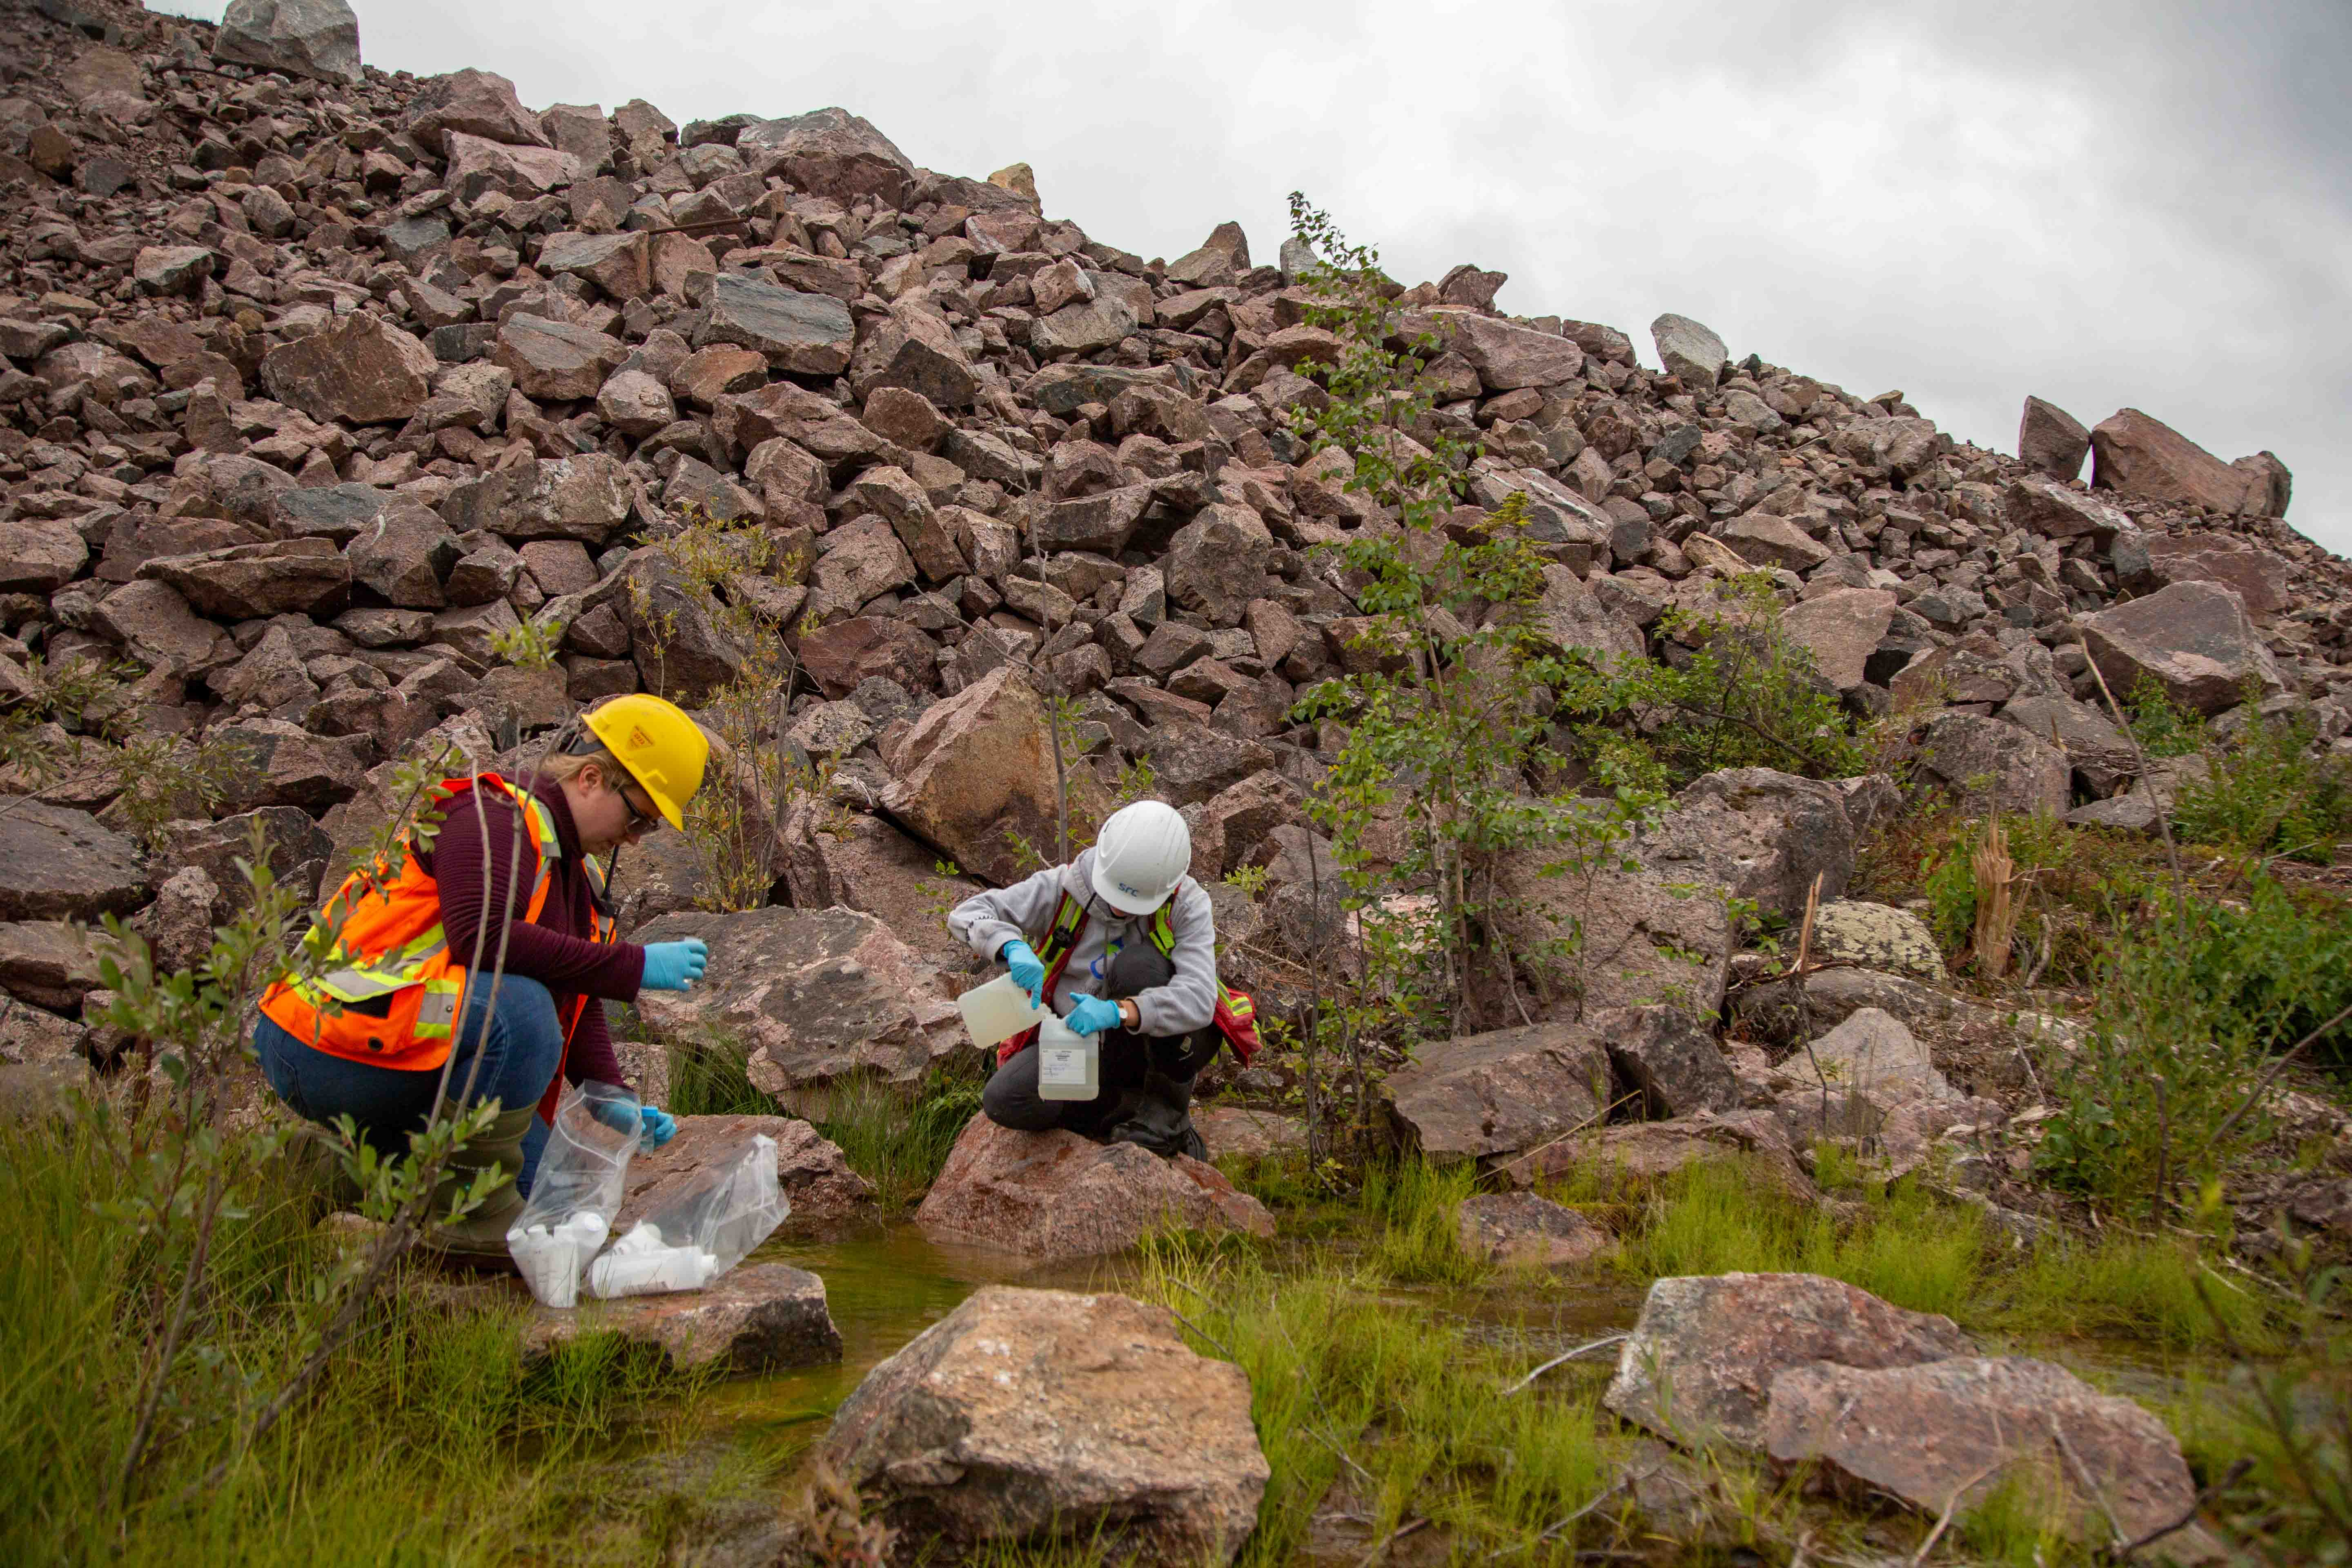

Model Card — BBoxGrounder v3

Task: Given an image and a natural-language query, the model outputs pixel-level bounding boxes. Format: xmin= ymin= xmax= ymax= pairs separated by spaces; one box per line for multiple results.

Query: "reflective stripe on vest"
xmin=996 ymin=880 xmax=1260 ymax=1066
xmin=258 ymin=773 xmax=611 ymax=1074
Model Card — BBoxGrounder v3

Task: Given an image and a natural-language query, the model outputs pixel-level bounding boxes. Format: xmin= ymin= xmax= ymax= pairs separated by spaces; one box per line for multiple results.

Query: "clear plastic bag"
xmin=506 ymin=1080 xmax=640 ymax=1308
xmin=586 ymin=1134 xmax=788 ymax=1300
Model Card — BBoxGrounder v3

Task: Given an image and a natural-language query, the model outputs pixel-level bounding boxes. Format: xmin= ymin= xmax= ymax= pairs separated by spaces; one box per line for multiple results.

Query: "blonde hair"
xmin=537 ymin=747 xmax=625 ymax=788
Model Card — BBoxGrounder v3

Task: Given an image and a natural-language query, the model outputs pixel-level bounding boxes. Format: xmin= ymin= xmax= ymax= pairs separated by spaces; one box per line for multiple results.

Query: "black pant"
xmin=982 ymin=944 xmax=1219 ymax=1136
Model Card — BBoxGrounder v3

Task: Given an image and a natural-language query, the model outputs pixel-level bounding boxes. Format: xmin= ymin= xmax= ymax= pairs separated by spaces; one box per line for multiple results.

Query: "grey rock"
xmin=1597 ymin=1005 xmax=1740 ymax=1118
xmin=2078 ymin=580 xmax=2284 ymax=716
xmin=695 ymin=272 xmax=855 ymax=375
xmin=1913 ymin=710 xmax=2069 ymax=818
xmin=1809 ymin=900 xmax=1947 ymax=983
xmin=0 ymin=803 xmax=147 ymax=922
xmin=212 ymin=0 xmax=361 ymax=85
xmin=1385 ymin=1021 xmax=1612 ymax=1164
xmin=1651 ymin=313 xmax=1728 ymax=388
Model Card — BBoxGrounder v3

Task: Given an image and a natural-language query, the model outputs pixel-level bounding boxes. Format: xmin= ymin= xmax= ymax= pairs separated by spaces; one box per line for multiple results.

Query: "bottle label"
xmin=1039 ymin=1045 xmax=1088 ymax=1085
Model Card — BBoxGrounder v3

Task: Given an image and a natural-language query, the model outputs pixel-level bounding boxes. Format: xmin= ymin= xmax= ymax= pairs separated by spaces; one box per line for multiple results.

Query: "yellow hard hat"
xmin=581 ymin=694 xmax=708 ymax=831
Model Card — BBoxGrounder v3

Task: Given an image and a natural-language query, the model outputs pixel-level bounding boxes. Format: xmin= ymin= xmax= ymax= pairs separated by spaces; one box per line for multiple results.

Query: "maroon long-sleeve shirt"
xmin=416 ymin=774 xmax=647 ymax=1091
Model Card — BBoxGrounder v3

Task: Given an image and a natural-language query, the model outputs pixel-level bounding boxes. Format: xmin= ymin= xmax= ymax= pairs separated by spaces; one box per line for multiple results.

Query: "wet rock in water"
xmin=1383 ymin=1020 xmax=1610 ymax=1166
xmin=916 ymin=1115 xmax=1273 ymax=1261
xmin=820 ymin=1284 xmax=1267 ymax=1565
xmin=632 ymin=908 xmax=960 ymax=1115
xmin=523 ymin=1263 xmax=841 ymax=1375
xmin=0 ymin=804 xmax=148 ymax=922
xmin=1594 ymin=1005 xmax=1740 ymax=1118
xmin=1806 ymin=900 xmax=1948 ymax=984
xmin=1604 ymin=1272 xmax=1974 ymax=1450
xmin=1765 ymin=1356 xmax=2205 ymax=1552
xmin=1455 ymin=1191 xmax=1610 ymax=1267
xmin=616 ymin=1113 xmax=875 ymax=1236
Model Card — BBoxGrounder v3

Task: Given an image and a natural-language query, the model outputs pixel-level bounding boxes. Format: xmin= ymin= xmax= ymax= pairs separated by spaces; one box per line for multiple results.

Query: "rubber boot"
xmin=1109 ymin=1071 xmax=1206 ymax=1160
xmin=419 ymin=1097 xmax=539 ymax=1267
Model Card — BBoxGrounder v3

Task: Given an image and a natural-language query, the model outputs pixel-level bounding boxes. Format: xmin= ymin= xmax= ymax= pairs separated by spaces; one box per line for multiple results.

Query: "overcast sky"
xmin=152 ymin=1 xmax=2351 ymax=551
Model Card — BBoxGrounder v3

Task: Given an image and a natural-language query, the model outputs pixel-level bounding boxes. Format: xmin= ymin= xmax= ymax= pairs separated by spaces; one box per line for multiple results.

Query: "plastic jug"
xmin=956 ymin=972 xmax=1046 ymax=1050
xmin=1035 ymin=1011 xmax=1100 ymax=1101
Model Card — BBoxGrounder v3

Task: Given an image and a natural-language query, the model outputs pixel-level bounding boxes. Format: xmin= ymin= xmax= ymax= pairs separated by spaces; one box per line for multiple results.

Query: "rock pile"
xmin=0 ymin=0 xmax=2338 ymax=1143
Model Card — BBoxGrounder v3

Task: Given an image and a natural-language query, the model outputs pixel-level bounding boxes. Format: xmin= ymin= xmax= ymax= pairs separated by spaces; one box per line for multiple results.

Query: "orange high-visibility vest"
xmin=258 ymin=774 xmax=615 ymax=1119
xmin=995 ymin=881 xmax=1259 ymax=1066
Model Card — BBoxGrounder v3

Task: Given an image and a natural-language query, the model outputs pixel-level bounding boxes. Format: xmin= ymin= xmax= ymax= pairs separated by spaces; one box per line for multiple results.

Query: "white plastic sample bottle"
xmin=1034 ymin=1009 xmax=1100 ymax=1101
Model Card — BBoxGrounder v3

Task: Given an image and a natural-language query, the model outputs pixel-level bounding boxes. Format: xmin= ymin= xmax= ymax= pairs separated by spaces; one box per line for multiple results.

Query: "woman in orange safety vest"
xmin=254 ymin=694 xmax=714 ymax=1261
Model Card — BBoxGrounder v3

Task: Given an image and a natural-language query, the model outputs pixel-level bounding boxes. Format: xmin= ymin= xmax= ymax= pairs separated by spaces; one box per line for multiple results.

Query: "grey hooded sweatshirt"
xmin=946 ymin=846 xmax=1219 ymax=1038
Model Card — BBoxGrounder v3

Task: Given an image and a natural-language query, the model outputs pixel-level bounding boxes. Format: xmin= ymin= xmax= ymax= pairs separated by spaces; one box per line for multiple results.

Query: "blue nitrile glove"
xmin=1001 ymin=939 xmax=1045 ymax=1008
xmin=590 ymin=1094 xmax=644 ymax=1140
xmin=1063 ymin=993 xmax=1125 ymax=1037
xmin=640 ymin=938 xmax=708 ymax=992
xmin=637 ymin=1105 xmax=677 ymax=1149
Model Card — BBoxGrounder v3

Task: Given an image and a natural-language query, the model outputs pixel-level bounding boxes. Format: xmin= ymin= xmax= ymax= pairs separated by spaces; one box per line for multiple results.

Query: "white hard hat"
xmin=1090 ymin=799 xmax=1192 ymax=915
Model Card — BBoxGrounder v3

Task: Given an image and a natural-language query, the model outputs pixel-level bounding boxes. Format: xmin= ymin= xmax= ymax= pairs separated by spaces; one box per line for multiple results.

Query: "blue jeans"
xmin=254 ymin=974 xmax=566 ymax=1195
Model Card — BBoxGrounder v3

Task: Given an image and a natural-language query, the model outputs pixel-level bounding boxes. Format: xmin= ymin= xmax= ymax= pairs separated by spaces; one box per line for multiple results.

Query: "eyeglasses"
xmin=616 ymin=784 xmax=661 ymax=835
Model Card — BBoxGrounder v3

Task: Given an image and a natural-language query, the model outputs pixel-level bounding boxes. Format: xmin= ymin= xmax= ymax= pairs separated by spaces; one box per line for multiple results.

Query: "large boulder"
xmin=696 ymin=272 xmax=855 ymax=375
xmin=139 ymin=538 xmax=349 ymax=621
xmin=819 ymin=1285 xmax=1267 ymax=1564
xmin=848 ymin=299 xmax=977 ymax=409
xmin=632 ymin=907 xmax=960 ymax=1114
xmin=2004 ymin=475 xmax=2130 ymax=541
xmin=1595 ymin=1005 xmax=1740 ymax=1118
xmin=1604 ymin=1272 xmax=1974 ymax=1450
xmin=1385 ymin=1021 xmax=1611 ymax=1165
xmin=0 ymin=804 xmax=147 ymax=922
xmin=917 ymin=1116 xmax=1274 ymax=1260
xmin=522 ymin=1264 xmax=840 ymax=1376
xmin=493 ymin=314 xmax=624 ymax=401
xmin=1650 ymin=313 xmax=1728 ymax=388
xmin=879 ymin=666 xmax=1060 ymax=888
xmin=1786 ymin=1006 xmax=1958 ymax=1105
xmin=212 ymin=0 xmax=361 ymax=84
xmin=615 ymin=1112 xmax=876 ymax=1235
xmin=1913 ymin=710 xmax=2070 ymax=818
xmin=1448 ymin=314 xmax=1584 ymax=391
xmin=258 ymin=315 xmax=435 ymax=425
xmin=1998 ymin=694 xmax=2136 ymax=799
xmin=1766 ymin=1356 xmax=2201 ymax=1549
xmin=2016 ymin=396 xmax=2091 ymax=481
xmin=2078 ymin=580 xmax=2283 ymax=716
xmin=440 ymin=454 xmax=631 ymax=545
xmin=2090 ymin=407 xmax=2261 ymax=515
xmin=407 ymin=68 xmax=550 ymax=153
xmin=1497 ymin=768 xmax=1856 ymax=1020
xmin=737 ymin=107 xmax=915 ymax=207
xmin=1780 ymin=588 xmax=1897 ymax=692
xmin=780 ymin=799 xmax=983 ymax=972
xmin=1806 ymin=901 xmax=1947 ymax=984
